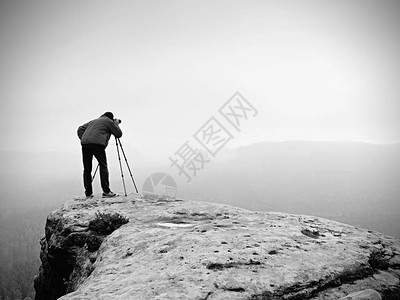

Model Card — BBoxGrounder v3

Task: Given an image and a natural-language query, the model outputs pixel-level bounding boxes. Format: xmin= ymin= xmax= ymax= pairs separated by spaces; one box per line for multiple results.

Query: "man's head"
xmin=102 ymin=112 xmax=114 ymax=120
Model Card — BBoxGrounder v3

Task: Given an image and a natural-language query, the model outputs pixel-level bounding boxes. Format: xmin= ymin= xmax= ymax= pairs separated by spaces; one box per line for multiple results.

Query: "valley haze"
xmin=1 ymin=140 xmax=399 ymax=238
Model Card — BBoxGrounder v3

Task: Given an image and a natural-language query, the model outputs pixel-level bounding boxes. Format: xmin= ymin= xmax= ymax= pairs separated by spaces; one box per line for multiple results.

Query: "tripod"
xmin=92 ymin=138 xmax=139 ymax=196
xmin=115 ymin=137 xmax=139 ymax=195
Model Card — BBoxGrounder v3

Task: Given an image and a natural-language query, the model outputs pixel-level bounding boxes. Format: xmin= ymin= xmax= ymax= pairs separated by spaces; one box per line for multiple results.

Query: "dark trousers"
xmin=82 ymin=144 xmax=111 ymax=196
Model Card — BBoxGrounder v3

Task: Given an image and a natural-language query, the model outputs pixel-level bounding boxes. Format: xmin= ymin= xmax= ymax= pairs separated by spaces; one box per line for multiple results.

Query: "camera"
xmin=114 ymin=118 xmax=122 ymax=124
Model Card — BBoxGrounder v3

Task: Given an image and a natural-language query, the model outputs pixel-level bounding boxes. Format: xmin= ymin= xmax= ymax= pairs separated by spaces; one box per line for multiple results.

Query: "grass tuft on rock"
xmin=89 ymin=211 xmax=129 ymax=235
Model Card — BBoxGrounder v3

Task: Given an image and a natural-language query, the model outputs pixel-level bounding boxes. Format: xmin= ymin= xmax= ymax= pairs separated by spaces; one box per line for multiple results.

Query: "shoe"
xmin=85 ymin=195 xmax=94 ymax=199
xmin=102 ymin=191 xmax=117 ymax=198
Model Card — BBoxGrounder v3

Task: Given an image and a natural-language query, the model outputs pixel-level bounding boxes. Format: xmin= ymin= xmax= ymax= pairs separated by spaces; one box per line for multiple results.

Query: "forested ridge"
xmin=0 ymin=207 xmax=49 ymax=300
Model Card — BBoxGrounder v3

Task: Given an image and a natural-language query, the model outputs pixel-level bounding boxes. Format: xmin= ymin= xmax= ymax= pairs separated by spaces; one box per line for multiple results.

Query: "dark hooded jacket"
xmin=77 ymin=116 xmax=122 ymax=147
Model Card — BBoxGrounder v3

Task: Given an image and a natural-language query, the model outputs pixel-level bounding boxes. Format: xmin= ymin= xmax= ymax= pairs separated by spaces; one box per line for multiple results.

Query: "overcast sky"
xmin=1 ymin=0 xmax=399 ymax=159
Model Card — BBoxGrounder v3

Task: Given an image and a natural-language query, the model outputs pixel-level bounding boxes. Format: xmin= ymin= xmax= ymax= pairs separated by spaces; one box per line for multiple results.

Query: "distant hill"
xmin=178 ymin=141 xmax=400 ymax=238
xmin=1 ymin=141 xmax=399 ymax=237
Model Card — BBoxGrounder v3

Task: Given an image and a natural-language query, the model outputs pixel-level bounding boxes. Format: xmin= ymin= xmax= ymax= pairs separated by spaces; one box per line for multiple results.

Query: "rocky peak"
xmin=34 ymin=195 xmax=400 ymax=299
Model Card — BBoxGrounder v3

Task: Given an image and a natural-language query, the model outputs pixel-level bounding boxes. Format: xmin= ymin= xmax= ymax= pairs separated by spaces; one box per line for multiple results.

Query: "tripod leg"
xmin=115 ymin=137 xmax=127 ymax=196
xmin=92 ymin=164 xmax=99 ymax=182
xmin=117 ymin=138 xmax=139 ymax=193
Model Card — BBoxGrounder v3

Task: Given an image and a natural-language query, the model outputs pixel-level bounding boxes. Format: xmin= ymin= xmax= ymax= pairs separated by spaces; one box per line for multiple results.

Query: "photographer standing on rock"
xmin=77 ymin=112 xmax=122 ymax=199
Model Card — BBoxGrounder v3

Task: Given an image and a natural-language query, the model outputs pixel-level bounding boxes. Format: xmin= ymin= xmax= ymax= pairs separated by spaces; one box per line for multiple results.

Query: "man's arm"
xmin=108 ymin=120 xmax=123 ymax=138
xmin=77 ymin=122 xmax=89 ymax=140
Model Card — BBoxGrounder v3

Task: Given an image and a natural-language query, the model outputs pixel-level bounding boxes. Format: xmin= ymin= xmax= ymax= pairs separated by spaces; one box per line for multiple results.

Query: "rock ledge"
xmin=34 ymin=195 xmax=400 ymax=299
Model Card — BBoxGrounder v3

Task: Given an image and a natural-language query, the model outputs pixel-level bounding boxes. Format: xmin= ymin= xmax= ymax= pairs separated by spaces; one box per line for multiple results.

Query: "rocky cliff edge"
xmin=34 ymin=194 xmax=400 ymax=299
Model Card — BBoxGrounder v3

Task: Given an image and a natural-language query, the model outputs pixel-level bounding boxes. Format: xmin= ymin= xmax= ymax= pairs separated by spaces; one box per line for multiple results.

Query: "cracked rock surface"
xmin=34 ymin=195 xmax=400 ymax=300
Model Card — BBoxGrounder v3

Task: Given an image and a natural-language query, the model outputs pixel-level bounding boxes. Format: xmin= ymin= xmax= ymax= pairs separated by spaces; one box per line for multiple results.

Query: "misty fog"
xmin=1 ymin=1 xmax=400 ymax=299
xmin=1 ymin=141 xmax=399 ymax=237
xmin=1 ymin=140 xmax=399 ymax=299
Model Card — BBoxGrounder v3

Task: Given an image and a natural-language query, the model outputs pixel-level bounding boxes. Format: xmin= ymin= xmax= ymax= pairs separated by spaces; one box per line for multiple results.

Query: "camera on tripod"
xmin=114 ymin=118 xmax=122 ymax=124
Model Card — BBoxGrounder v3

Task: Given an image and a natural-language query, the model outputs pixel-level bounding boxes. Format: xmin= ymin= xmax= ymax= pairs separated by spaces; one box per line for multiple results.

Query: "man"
xmin=77 ymin=112 xmax=122 ymax=198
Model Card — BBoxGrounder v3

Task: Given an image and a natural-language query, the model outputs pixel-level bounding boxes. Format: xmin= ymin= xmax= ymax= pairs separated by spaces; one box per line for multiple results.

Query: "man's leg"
xmin=82 ymin=145 xmax=93 ymax=197
xmin=93 ymin=145 xmax=111 ymax=194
